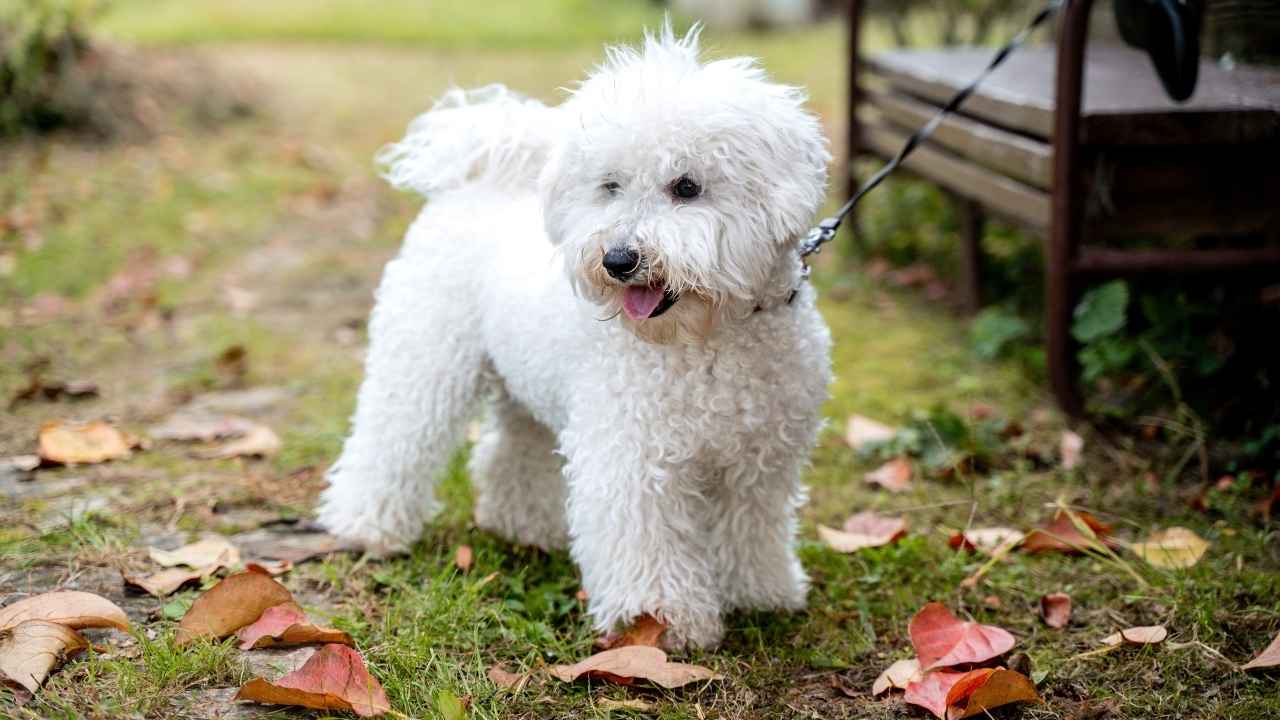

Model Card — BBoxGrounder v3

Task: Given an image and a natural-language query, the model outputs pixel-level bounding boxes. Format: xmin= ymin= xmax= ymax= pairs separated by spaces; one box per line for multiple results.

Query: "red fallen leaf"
xmin=1040 ymin=593 xmax=1072 ymax=629
xmin=872 ymin=658 xmax=921 ymax=695
xmin=236 ymin=602 xmax=354 ymax=650
xmin=454 ymin=545 xmax=473 ymax=573
xmin=865 ymin=457 xmax=913 ymax=492
xmin=947 ymin=527 xmax=1024 ymax=554
xmin=904 ymin=670 xmax=966 ymax=719
xmin=909 ymin=603 xmax=1015 ymax=671
xmin=0 ymin=591 xmax=130 ymax=632
xmin=1242 ymin=631 xmax=1280 ymax=670
xmin=177 ymin=571 xmax=294 ymax=645
xmin=548 ymin=645 xmax=721 ymax=689
xmin=235 ymin=643 xmax=390 ymax=717
xmin=1022 ymin=510 xmax=1115 ymax=554
xmin=944 ymin=667 xmax=1041 ymax=719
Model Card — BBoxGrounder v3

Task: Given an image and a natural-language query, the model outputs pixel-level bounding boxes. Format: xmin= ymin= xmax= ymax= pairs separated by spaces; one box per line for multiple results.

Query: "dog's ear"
xmin=750 ymin=95 xmax=830 ymax=248
xmin=537 ymin=139 xmax=576 ymax=248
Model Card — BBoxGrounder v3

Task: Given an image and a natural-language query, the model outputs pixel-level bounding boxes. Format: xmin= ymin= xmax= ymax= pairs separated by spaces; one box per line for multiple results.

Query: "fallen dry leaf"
xmin=1101 ymin=625 xmax=1167 ymax=647
xmin=818 ymin=511 xmax=908 ymax=553
xmin=1241 ymin=631 xmax=1280 ymax=670
xmin=123 ymin=566 xmax=217 ymax=598
xmin=236 ymin=602 xmax=354 ymax=650
xmin=904 ymin=670 xmax=966 ymax=719
xmin=846 ymin=414 xmax=896 ymax=451
xmin=872 ymin=658 xmax=921 ymax=695
xmin=1129 ymin=527 xmax=1210 ymax=569
xmin=147 ymin=413 xmax=257 ymax=442
xmin=910 ymin=603 xmax=1015 ymax=671
xmin=177 ymin=571 xmax=293 ymax=645
xmin=6 ymin=455 xmax=40 ymax=473
xmin=0 ymin=591 xmax=130 ymax=632
xmin=454 ymin=545 xmax=473 ymax=573
xmin=197 ymin=423 xmax=281 ymax=459
xmin=1060 ymin=430 xmax=1084 ymax=470
xmin=246 ymin=560 xmax=293 ymax=576
xmin=1022 ymin=510 xmax=1115 ymax=554
xmin=865 ymin=457 xmax=913 ymax=492
xmin=548 ymin=645 xmax=721 ymax=689
xmin=600 ymin=613 xmax=668 ymax=650
xmin=37 ymin=420 xmax=135 ymax=465
xmin=236 ymin=643 xmax=390 ymax=717
xmin=1039 ymin=593 xmax=1072 ymax=629
xmin=0 ymin=620 xmax=88 ymax=695
xmin=487 ymin=664 xmax=530 ymax=691
xmin=945 ymin=667 xmax=1041 ymax=719
xmin=948 ymin=527 xmax=1025 ymax=554
xmin=149 ymin=536 xmax=241 ymax=568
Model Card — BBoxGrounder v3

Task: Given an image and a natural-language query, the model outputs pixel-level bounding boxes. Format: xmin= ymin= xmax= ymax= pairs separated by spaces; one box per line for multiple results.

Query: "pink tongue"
xmin=622 ymin=286 xmax=665 ymax=321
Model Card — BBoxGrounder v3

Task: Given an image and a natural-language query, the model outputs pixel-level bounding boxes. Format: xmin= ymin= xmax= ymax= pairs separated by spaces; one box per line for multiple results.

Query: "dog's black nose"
xmin=602 ymin=247 xmax=640 ymax=280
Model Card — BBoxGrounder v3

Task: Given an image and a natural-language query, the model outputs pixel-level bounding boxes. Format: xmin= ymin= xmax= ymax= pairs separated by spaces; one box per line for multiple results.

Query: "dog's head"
xmin=539 ymin=25 xmax=829 ymax=344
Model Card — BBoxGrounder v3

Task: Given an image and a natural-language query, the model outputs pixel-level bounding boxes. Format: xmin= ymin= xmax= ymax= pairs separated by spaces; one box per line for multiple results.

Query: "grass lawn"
xmin=2 ymin=2 xmax=1278 ymax=719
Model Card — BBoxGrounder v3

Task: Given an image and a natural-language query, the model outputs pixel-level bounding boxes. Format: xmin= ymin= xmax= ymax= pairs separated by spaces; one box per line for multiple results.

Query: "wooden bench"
xmin=846 ymin=0 xmax=1280 ymax=414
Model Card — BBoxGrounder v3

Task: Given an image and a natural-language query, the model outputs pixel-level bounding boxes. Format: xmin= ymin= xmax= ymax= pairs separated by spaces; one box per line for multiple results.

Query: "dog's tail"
xmin=377 ymin=84 xmax=555 ymax=197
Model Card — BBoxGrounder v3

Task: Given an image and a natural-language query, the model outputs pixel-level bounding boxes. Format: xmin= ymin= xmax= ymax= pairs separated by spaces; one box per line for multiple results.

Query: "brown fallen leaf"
xmin=177 ymin=571 xmax=294 ymax=645
xmin=598 ymin=613 xmax=668 ymax=650
xmin=0 ymin=620 xmax=88 ymax=695
xmin=123 ymin=565 xmax=218 ymax=598
xmin=197 ymin=423 xmax=281 ymax=459
xmin=147 ymin=413 xmax=257 ymax=442
xmin=1101 ymin=625 xmax=1167 ymax=647
xmin=37 ymin=420 xmax=136 ymax=465
xmin=947 ymin=527 xmax=1025 ymax=554
xmin=818 ymin=511 xmax=907 ymax=553
xmin=845 ymin=415 xmax=896 ymax=451
xmin=0 ymin=591 xmax=130 ymax=632
xmin=247 ymin=560 xmax=294 ymax=576
xmin=1241 ymin=631 xmax=1280 ymax=671
xmin=904 ymin=670 xmax=966 ymax=719
xmin=237 ymin=602 xmax=354 ymax=650
xmin=1039 ymin=593 xmax=1072 ymax=629
xmin=945 ymin=667 xmax=1041 ymax=719
xmin=236 ymin=643 xmax=390 ymax=717
xmin=548 ymin=645 xmax=721 ymax=689
xmin=1022 ymin=510 xmax=1115 ymax=554
xmin=1129 ymin=527 xmax=1210 ymax=569
xmin=865 ymin=457 xmax=913 ymax=492
xmin=909 ymin=603 xmax=1015 ymax=670
xmin=872 ymin=658 xmax=921 ymax=695
xmin=454 ymin=545 xmax=473 ymax=573
xmin=149 ymin=536 xmax=241 ymax=568
xmin=487 ymin=664 xmax=530 ymax=692
xmin=1059 ymin=430 xmax=1084 ymax=470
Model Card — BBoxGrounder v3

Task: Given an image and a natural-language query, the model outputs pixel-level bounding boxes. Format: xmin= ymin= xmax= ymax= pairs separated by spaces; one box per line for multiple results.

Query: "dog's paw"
xmin=655 ymin=610 xmax=725 ymax=652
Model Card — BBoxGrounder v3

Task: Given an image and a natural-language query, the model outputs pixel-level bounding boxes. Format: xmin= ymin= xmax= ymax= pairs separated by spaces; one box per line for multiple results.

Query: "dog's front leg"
xmin=561 ymin=425 xmax=724 ymax=650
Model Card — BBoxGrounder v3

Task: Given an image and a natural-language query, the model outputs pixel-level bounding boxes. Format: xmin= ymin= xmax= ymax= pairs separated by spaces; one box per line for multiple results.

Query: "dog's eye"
xmin=602 ymin=180 xmax=621 ymax=195
xmin=671 ymin=176 xmax=701 ymax=200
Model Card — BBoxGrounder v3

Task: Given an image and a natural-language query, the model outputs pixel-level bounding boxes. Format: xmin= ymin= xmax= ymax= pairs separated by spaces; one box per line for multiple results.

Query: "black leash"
xmin=798 ymin=0 xmax=1067 ymax=258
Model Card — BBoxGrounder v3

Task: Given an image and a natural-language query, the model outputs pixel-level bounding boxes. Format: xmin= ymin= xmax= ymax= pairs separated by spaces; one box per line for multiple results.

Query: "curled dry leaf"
xmin=1129 ymin=527 xmax=1210 ymax=569
xmin=904 ymin=670 xmax=966 ymax=719
xmin=1022 ymin=510 xmax=1115 ymax=554
xmin=37 ymin=420 xmax=135 ymax=465
xmin=1101 ymin=625 xmax=1167 ymax=647
xmin=236 ymin=602 xmax=354 ymax=650
xmin=0 ymin=590 xmax=130 ymax=632
xmin=872 ymin=658 xmax=921 ymax=695
xmin=548 ymin=645 xmax=721 ymax=689
xmin=865 ymin=457 xmax=913 ymax=492
xmin=846 ymin=415 xmax=896 ymax=451
xmin=124 ymin=566 xmax=218 ymax=598
xmin=1039 ymin=593 xmax=1072 ymax=629
xmin=147 ymin=413 xmax=257 ymax=442
xmin=1241 ymin=631 xmax=1280 ymax=671
xmin=1059 ymin=430 xmax=1084 ymax=470
xmin=196 ymin=424 xmax=281 ymax=459
xmin=944 ymin=667 xmax=1041 ymax=719
xmin=0 ymin=620 xmax=88 ymax=695
xmin=599 ymin=613 xmax=669 ymax=650
xmin=177 ymin=571 xmax=293 ymax=645
xmin=947 ymin=527 xmax=1025 ymax=554
xmin=487 ymin=664 xmax=530 ymax=692
xmin=454 ymin=545 xmax=473 ymax=573
xmin=149 ymin=536 xmax=241 ymax=568
xmin=909 ymin=603 xmax=1016 ymax=671
xmin=818 ymin=511 xmax=908 ymax=553
xmin=236 ymin=643 xmax=391 ymax=717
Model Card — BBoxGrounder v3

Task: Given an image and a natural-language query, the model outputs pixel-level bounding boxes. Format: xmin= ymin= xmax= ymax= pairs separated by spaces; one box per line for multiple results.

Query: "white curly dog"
xmin=318 ymin=26 xmax=832 ymax=649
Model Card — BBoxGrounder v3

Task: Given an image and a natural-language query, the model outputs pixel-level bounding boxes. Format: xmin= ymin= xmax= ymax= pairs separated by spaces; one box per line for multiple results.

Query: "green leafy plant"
xmin=0 ymin=0 xmax=105 ymax=134
xmin=970 ymin=305 xmax=1031 ymax=360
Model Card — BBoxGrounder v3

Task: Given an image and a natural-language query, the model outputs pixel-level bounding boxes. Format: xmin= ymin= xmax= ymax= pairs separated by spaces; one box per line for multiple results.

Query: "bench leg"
xmin=1046 ymin=239 xmax=1084 ymax=417
xmin=956 ymin=198 xmax=985 ymax=312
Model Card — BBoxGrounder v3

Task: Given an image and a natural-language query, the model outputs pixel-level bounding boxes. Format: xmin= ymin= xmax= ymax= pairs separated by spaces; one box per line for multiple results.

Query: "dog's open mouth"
xmin=622 ymin=285 xmax=679 ymax=321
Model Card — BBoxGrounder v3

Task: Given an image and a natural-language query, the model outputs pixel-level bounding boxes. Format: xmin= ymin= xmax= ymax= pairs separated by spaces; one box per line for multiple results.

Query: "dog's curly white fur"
xmin=318 ymin=26 xmax=832 ymax=649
